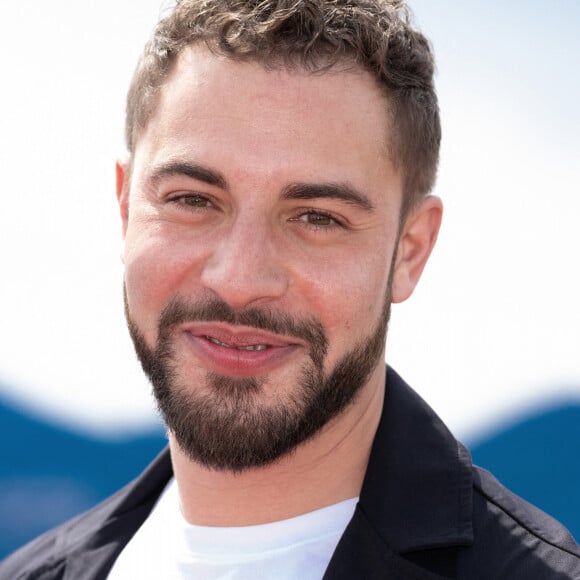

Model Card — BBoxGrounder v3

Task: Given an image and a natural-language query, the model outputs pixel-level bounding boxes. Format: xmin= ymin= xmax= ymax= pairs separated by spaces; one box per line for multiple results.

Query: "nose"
xmin=200 ymin=217 xmax=289 ymax=310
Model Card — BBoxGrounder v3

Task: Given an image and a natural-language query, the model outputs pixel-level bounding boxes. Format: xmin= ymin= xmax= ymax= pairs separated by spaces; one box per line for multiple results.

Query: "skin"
xmin=116 ymin=47 xmax=442 ymax=526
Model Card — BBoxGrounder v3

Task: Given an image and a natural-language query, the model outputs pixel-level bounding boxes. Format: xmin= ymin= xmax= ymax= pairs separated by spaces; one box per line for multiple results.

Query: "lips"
xmin=181 ymin=323 xmax=303 ymax=377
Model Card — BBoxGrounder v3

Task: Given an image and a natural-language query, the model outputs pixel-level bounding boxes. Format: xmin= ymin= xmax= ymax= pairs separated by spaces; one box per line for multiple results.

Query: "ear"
xmin=391 ymin=195 xmax=443 ymax=304
xmin=116 ymin=159 xmax=130 ymax=240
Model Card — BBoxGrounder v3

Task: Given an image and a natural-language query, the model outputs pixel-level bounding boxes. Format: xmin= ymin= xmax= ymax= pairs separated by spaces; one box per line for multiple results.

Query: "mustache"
xmin=158 ymin=296 xmax=329 ymax=355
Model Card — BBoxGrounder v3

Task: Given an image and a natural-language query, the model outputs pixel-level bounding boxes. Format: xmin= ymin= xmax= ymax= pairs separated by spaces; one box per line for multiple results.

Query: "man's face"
xmin=119 ymin=48 xmax=407 ymax=471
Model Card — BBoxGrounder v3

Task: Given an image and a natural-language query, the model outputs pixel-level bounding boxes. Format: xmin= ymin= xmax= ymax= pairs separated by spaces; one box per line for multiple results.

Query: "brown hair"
xmin=125 ymin=0 xmax=440 ymax=211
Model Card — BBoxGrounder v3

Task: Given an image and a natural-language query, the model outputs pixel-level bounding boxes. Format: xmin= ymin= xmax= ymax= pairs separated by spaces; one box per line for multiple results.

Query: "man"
xmin=1 ymin=0 xmax=578 ymax=578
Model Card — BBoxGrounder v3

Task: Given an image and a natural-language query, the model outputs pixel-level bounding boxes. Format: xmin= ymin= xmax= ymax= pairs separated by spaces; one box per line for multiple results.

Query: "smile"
xmin=205 ymin=336 xmax=269 ymax=351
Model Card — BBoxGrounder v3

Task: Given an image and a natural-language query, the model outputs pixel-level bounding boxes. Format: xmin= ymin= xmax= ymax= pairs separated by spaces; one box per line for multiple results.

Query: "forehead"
xmin=133 ymin=47 xmax=401 ymax=202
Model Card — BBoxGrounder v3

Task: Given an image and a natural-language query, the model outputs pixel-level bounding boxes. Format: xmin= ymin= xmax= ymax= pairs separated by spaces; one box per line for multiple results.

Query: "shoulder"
xmin=365 ymin=368 xmax=580 ymax=578
xmin=0 ymin=486 xmax=126 ymax=580
xmin=460 ymin=465 xmax=580 ymax=578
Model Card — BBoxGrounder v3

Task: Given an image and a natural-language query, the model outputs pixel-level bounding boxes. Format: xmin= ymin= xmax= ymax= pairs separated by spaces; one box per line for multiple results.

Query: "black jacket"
xmin=1 ymin=368 xmax=579 ymax=579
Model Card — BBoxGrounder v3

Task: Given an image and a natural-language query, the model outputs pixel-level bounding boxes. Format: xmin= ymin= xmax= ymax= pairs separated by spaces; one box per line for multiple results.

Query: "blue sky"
xmin=0 ymin=1 xmax=578 ymax=440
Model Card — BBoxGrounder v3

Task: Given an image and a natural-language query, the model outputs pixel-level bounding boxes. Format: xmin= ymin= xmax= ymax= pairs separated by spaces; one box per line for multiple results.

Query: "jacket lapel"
xmin=323 ymin=508 xmax=452 ymax=580
xmin=324 ymin=367 xmax=474 ymax=579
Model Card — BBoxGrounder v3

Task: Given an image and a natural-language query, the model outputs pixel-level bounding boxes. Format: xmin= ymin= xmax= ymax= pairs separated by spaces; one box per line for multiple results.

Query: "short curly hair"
xmin=125 ymin=0 xmax=440 ymax=211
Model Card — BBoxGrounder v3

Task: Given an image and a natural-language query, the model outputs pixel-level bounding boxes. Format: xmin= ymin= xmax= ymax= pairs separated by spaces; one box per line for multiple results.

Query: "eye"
xmin=304 ymin=212 xmax=332 ymax=226
xmin=182 ymin=194 xmax=212 ymax=207
xmin=169 ymin=193 xmax=214 ymax=209
xmin=293 ymin=210 xmax=342 ymax=229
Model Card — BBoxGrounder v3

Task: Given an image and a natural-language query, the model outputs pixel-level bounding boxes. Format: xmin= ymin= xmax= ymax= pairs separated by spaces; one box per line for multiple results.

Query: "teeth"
xmin=207 ymin=336 xmax=230 ymax=347
xmin=239 ymin=344 xmax=268 ymax=351
xmin=206 ymin=336 xmax=269 ymax=351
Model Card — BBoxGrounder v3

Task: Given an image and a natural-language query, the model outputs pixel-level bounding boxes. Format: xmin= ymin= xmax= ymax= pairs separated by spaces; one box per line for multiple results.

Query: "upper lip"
xmin=181 ymin=322 xmax=302 ymax=348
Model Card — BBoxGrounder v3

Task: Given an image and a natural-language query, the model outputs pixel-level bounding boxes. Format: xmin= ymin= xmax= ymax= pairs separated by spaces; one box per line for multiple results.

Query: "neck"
xmin=170 ymin=365 xmax=385 ymax=527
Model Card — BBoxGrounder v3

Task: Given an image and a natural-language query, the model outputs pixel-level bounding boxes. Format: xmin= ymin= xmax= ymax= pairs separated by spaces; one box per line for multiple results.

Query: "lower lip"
xmin=184 ymin=333 xmax=300 ymax=377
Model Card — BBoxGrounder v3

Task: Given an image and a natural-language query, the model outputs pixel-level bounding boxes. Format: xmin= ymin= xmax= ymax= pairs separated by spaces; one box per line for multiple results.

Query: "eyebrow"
xmin=282 ymin=182 xmax=375 ymax=211
xmin=147 ymin=160 xmax=374 ymax=211
xmin=148 ymin=160 xmax=229 ymax=190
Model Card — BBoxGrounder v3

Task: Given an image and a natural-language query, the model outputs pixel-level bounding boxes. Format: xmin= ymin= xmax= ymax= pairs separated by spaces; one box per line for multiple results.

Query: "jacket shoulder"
xmin=462 ymin=465 xmax=580 ymax=579
xmin=0 ymin=487 xmax=126 ymax=580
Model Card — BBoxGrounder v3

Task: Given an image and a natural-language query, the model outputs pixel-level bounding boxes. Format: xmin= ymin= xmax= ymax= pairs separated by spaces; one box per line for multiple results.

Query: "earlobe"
xmin=391 ymin=195 xmax=443 ymax=303
xmin=116 ymin=160 xmax=130 ymax=240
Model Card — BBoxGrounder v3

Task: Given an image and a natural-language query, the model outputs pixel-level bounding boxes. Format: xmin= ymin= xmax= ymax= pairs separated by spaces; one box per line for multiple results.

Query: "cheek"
xmin=122 ymin=226 xmax=206 ymax=333
xmin=299 ymin=250 xmax=392 ymax=342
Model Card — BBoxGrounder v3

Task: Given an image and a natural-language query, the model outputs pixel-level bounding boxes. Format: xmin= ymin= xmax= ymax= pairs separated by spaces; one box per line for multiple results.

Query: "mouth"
xmin=181 ymin=323 xmax=303 ymax=377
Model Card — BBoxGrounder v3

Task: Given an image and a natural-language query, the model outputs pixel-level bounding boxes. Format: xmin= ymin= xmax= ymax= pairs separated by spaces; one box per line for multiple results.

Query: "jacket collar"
xmin=358 ymin=367 xmax=474 ymax=553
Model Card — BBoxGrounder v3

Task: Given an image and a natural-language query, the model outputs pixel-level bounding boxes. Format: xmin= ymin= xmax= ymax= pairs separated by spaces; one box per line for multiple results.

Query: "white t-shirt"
xmin=107 ymin=479 xmax=357 ymax=580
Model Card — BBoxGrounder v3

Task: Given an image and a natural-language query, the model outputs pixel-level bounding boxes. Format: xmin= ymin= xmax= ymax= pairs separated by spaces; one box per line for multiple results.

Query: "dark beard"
xmin=125 ymin=293 xmax=390 ymax=472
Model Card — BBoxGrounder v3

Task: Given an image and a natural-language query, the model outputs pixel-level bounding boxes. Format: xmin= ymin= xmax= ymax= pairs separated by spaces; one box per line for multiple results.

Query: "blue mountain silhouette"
xmin=1 ymin=387 xmax=578 ymax=559
xmin=0 ymin=390 xmax=166 ymax=558
xmin=468 ymin=399 xmax=580 ymax=539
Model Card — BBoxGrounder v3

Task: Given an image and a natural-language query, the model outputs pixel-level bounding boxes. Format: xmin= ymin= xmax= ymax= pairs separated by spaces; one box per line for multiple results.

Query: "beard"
xmin=125 ymin=291 xmax=391 ymax=472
